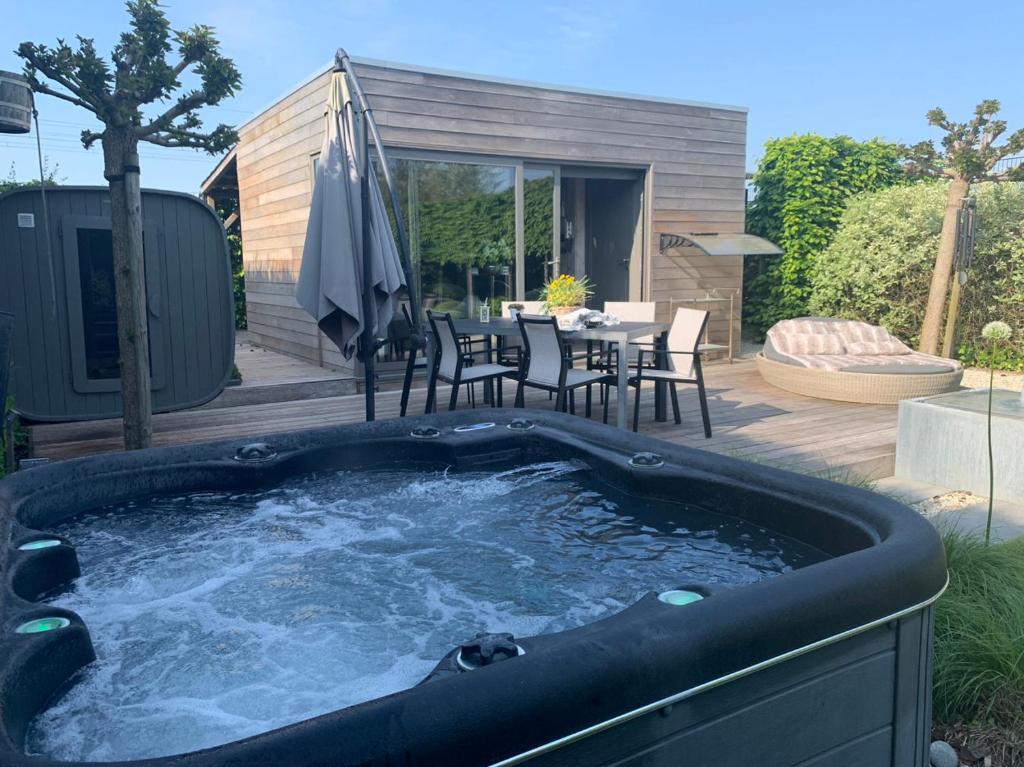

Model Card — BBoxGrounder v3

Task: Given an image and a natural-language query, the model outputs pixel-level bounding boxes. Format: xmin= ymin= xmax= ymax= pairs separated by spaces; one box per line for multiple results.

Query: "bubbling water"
xmin=27 ymin=460 xmax=825 ymax=761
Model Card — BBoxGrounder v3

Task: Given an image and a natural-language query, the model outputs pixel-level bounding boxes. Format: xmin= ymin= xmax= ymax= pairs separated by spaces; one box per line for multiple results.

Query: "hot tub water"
xmin=27 ymin=460 xmax=825 ymax=761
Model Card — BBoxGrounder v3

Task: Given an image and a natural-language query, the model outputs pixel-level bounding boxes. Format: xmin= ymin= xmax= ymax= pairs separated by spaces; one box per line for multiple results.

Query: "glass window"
xmin=523 ymin=168 xmax=555 ymax=299
xmin=76 ymin=228 xmax=121 ymax=380
xmin=379 ymin=157 xmax=515 ymax=318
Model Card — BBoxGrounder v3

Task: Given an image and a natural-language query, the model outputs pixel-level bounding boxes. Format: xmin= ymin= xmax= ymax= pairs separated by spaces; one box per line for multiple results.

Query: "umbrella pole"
xmin=358 ymin=109 xmax=376 ymax=422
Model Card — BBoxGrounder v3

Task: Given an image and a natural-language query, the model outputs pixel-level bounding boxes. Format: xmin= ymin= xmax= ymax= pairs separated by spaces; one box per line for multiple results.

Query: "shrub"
xmin=0 ymin=396 xmax=28 ymax=478
xmin=810 ymin=181 xmax=1024 ymax=366
xmin=933 ymin=529 xmax=1024 ymax=737
xmin=744 ymin=135 xmax=904 ymax=337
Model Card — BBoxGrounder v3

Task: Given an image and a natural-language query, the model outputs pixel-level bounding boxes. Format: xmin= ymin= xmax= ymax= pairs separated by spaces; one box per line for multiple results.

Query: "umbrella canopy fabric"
xmin=297 ymin=71 xmax=406 ymax=360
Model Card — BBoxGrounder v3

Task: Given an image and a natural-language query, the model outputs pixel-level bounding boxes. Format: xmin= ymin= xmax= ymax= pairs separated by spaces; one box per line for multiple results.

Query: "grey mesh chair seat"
xmin=524 ymin=367 xmax=608 ymax=388
xmin=460 ymin=363 xmax=515 ymax=382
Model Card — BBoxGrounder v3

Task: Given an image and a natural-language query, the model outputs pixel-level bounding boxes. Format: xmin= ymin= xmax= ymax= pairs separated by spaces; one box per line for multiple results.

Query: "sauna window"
xmin=76 ymin=227 xmax=121 ymax=380
xmin=62 ymin=214 xmax=165 ymax=396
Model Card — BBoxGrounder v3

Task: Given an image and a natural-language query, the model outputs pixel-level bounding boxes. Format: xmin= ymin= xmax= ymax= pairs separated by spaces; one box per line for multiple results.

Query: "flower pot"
xmin=548 ymin=305 xmax=581 ymax=317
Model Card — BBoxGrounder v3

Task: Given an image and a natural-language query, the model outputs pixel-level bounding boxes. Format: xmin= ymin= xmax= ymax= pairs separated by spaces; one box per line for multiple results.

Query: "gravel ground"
xmin=912 ymin=490 xmax=986 ymax=517
xmin=961 ymin=367 xmax=1023 ymax=391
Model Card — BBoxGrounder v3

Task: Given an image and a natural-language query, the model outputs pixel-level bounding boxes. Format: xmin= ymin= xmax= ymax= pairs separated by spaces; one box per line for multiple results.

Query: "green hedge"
xmin=809 ymin=181 xmax=1024 ymax=368
xmin=744 ymin=135 xmax=904 ymax=337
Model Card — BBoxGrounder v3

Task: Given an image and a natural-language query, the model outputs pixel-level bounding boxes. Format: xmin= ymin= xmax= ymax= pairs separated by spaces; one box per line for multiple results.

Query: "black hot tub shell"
xmin=0 ymin=410 xmax=946 ymax=766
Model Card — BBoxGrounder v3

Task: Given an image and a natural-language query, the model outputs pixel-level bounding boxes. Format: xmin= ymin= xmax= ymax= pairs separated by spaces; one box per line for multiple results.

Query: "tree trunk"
xmin=102 ymin=128 xmax=153 ymax=450
xmin=919 ymin=177 xmax=969 ymax=355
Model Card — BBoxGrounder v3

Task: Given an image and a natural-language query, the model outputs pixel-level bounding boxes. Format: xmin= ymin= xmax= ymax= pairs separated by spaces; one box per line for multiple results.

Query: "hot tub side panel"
xmin=516 ymin=609 xmax=935 ymax=767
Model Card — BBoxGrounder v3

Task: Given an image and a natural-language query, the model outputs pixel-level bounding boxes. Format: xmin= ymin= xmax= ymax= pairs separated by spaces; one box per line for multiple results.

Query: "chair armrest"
xmin=640 ymin=347 xmax=698 ymax=357
xmin=463 ymin=347 xmax=499 ymax=358
xmin=634 ymin=346 xmax=701 ymax=374
xmin=566 ymin=349 xmax=608 ymax=364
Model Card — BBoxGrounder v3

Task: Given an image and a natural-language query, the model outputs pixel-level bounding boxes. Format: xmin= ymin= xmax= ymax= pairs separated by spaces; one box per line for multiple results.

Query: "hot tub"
xmin=0 ymin=410 xmax=946 ymax=766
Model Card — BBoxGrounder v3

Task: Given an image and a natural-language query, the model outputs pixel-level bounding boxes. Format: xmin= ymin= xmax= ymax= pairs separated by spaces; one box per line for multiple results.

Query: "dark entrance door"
xmin=584 ymin=178 xmax=642 ymax=309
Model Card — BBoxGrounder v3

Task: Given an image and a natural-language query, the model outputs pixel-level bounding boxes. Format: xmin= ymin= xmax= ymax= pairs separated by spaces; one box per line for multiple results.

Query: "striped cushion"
xmin=771 ymin=331 xmax=846 ymax=356
xmin=845 ymin=338 xmax=911 ymax=356
xmin=773 ymin=318 xmax=842 ymax=336
xmin=835 ymin=321 xmax=893 ymax=345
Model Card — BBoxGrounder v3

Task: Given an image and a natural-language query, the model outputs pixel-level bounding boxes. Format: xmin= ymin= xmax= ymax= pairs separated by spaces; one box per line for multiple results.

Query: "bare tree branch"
xmin=28 ymin=79 xmax=99 ymax=115
xmin=81 ymin=129 xmax=103 ymax=148
xmin=142 ymin=122 xmax=234 ymax=153
xmin=136 ymin=90 xmax=207 ymax=137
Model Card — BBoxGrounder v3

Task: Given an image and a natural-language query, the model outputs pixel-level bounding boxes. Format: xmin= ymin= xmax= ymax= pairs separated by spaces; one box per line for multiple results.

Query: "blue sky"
xmin=4 ymin=0 xmax=1023 ymax=193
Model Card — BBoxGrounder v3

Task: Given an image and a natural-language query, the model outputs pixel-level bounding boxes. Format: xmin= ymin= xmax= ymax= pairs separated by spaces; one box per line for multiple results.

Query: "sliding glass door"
xmin=375 ymin=150 xmax=633 ymax=316
xmin=380 ymin=155 xmax=516 ymax=319
xmin=523 ymin=166 xmax=559 ymax=300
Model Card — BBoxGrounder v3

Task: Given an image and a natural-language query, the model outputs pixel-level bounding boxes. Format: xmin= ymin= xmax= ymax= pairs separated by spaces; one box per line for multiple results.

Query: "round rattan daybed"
xmin=756 ymin=318 xmax=964 ymax=405
xmin=756 ymin=353 xmax=963 ymax=405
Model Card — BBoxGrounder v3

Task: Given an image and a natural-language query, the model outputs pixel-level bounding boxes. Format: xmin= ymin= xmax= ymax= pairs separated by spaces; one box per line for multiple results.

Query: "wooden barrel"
xmin=0 ymin=71 xmax=33 ymax=134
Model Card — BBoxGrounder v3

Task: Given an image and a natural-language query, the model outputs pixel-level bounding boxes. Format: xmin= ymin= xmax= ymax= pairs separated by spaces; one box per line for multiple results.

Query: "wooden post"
xmin=728 ymin=293 xmax=735 ymax=363
xmin=941 ymin=274 xmax=964 ymax=358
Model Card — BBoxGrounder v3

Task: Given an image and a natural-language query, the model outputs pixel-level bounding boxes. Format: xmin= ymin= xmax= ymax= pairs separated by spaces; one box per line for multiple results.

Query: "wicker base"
xmin=756 ymin=353 xmax=963 ymax=405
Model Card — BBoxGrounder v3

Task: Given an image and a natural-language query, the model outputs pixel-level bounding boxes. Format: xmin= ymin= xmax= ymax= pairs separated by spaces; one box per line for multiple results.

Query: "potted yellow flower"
xmin=539 ymin=274 xmax=594 ymax=316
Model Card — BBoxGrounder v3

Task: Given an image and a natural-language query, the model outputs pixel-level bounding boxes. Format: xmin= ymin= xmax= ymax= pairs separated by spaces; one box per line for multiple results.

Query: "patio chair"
xmin=426 ymin=310 xmax=518 ymax=412
xmin=514 ymin=314 xmax=612 ymax=421
xmin=596 ymin=302 xmax=657 ymax=401
xmin=628 ymin=307 xmax=712 ymax=437
xmin=392 ymin=304 xmax=430 ymax=417
xmin=603 ymin=302 xmax=657 ymax=362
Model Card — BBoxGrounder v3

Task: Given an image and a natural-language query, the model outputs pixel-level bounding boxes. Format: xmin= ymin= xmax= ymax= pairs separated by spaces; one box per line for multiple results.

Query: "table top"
xmin=452 ymin=317 xmax=670 ymax=342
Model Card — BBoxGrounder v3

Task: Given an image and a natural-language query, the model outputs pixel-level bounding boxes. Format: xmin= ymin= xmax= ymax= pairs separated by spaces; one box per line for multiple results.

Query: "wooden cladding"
xmin=235 ymin=61 xmax=747 ymax=367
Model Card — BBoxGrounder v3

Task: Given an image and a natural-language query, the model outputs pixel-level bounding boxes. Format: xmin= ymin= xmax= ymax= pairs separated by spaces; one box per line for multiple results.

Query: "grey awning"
xmin=659 ymin=232 xmax=782 ymax=257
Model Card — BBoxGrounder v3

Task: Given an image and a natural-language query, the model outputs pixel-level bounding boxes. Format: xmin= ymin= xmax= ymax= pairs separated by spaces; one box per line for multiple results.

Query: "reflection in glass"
xmin=378 ymin=157 xmax=515 ymax=318
xmin=524 ymin=168 xmax=555 ymax=299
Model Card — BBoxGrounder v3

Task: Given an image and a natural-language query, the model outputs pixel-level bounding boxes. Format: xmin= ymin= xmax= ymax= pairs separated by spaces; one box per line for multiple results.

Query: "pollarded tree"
xmin=905 ymin=101 xmax=1024 ymax=356
xmin=17 ymin=0 xmax=240 ymax=449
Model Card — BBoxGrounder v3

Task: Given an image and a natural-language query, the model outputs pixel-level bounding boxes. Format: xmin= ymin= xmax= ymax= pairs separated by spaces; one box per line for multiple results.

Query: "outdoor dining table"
xmin=448 ymin=317 xmax=673 ymax=430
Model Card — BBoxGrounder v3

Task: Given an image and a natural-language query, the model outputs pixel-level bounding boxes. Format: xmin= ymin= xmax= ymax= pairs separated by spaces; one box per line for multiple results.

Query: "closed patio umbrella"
xmin=297 ymin=54 xmax=410 ymax=419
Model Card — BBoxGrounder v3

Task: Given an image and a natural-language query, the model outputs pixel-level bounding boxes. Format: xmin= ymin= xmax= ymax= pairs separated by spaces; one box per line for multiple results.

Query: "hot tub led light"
xmin=453 ymin=422 xmax=496 ymax=433
xmin=658 ymin=590 xmax=704 ymax=606
xmin=15 ymin=617 xmax=71 ymax=634
xmin=17 ymin=539 xmax=63 ymax=551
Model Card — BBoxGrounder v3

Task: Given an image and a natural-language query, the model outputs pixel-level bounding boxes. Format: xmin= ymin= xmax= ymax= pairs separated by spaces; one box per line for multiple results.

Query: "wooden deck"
xmin=29 ymin=360 xmax=899 ymax=480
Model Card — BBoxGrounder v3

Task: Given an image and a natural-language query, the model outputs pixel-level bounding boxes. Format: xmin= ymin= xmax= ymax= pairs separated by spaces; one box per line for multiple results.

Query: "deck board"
xmin=28 ymin=360 xmax=899 ymax=481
